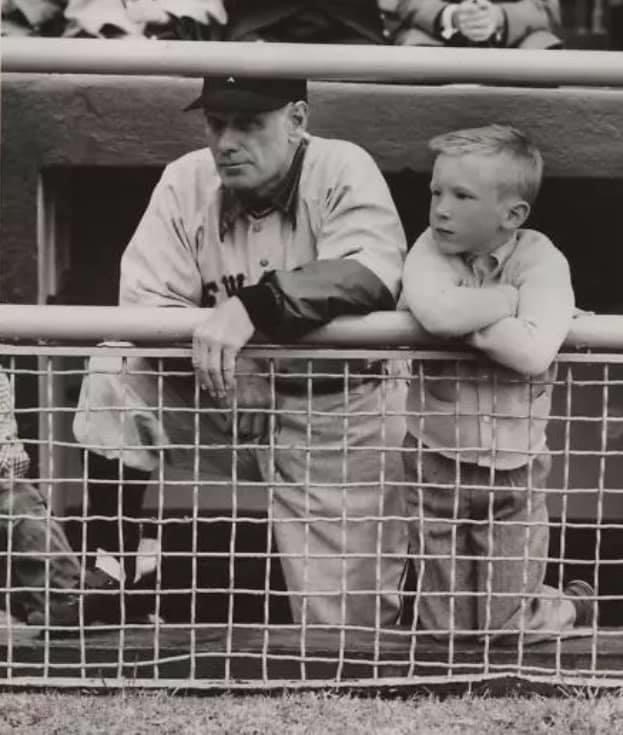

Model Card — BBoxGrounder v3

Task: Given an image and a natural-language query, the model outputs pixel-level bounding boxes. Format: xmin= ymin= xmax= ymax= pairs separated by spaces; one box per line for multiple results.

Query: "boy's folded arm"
xmin=403 ymin=244 xmax=518 ymax=338
xmin=467 ymin=257 xmax=574 ymax=375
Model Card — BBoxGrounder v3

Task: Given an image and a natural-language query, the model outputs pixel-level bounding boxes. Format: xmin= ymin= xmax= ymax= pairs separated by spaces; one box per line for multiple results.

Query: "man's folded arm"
xmin=237 ymin=260 xmax=394 ymax=341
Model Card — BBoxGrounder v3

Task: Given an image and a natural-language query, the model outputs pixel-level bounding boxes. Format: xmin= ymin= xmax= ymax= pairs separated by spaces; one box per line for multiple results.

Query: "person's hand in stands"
xmin=454 ymin=0 xmax=505 ymax=43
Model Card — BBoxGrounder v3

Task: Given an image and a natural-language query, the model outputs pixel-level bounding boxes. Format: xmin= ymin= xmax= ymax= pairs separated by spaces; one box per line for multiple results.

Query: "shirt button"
xmin=259 ymin=258 xmax=269 ymax=268
xmin=252 ymin=222 xmax=262 ymax=233
xmin=382 ymin=28 xmax=390 ymax=38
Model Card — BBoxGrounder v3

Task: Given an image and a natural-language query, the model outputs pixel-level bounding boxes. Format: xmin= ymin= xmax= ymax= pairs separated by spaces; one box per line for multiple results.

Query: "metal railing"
xmin=2 ymin=308 xmax=623 ymax=689
xmin=2 ymin=38 xmax=623 ymax=87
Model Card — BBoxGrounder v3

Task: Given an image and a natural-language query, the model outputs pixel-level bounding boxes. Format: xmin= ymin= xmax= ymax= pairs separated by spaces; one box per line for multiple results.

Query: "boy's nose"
xmin=434 ymin=200 xmax=450 ymax=219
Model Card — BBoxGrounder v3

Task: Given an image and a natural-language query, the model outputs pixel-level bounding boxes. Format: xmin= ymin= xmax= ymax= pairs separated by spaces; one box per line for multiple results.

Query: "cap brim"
xmin=184 ymin=89 xmax=292 ymax=114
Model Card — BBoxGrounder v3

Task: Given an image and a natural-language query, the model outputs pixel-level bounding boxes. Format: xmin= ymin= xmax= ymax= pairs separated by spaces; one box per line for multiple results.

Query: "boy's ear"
xmin=504 ymin=198 xmax=530 ymax=230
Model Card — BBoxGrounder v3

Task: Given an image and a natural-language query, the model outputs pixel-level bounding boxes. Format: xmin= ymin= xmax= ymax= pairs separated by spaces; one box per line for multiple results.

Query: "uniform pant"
xmin=403 ymin=432 xmax=575 ymax=641
xmin=0 ymin=480 xmax=80 ymax=620
xmin=73 ymin=356 xmax=409 ymax=627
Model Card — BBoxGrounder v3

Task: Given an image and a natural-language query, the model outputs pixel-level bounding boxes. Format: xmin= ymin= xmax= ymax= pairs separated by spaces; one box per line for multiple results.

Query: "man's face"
xmin=204 ymin=104 xmax=303 ymax=197
xmin=429 ymin=152 xmax=512 ymax=256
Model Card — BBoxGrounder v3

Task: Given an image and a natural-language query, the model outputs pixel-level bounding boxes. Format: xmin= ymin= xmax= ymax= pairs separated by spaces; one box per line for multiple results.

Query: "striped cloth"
xmin=0 ymin=369 xmax=30 ymax=479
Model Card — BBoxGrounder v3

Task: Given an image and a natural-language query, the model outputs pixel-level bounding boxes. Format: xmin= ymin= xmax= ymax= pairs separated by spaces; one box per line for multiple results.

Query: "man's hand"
xmin=221 ymin=356 xmax=271 ymax=440
xmin=455 ymin=0 xmax=505 ymax=43
xmin=192 ymin=297 xmax=254 ymax=399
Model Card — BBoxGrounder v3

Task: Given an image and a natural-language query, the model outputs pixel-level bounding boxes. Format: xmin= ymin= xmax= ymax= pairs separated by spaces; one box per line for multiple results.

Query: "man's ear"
xmin=504 ymin=198 xmax=530 ymax=230
xmin=287 ymin=100 xmax=309 ymax=140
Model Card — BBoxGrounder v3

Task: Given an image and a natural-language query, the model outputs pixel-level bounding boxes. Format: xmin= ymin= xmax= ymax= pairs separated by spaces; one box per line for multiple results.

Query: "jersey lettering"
xmin=201 ymin=281 xmax=219 ymax=308
xmin=201 ymin=273 xmax=246 ymax=307
xmin=221 ymin=273 xmax=246 ymax=297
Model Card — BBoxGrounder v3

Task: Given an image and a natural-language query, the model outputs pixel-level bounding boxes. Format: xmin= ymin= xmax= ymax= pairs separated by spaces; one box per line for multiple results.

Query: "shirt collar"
xmin=464 ymin=233 xmax=517 ymax=275
xmin=219 ymin=136 xmax=309 ymax=240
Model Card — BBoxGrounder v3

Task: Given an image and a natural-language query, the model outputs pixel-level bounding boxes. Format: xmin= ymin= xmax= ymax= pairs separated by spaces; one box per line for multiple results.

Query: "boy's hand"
xmin=465 ymin=284 xmax=518 ymax=349
xmin=499 ymin=284 xmax=520 ymax=318
xmin=455 ymin=0 xmax=504 ymax=43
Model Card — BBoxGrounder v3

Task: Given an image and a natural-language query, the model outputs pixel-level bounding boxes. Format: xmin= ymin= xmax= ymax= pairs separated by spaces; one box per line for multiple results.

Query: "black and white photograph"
xmin=1 ymin=1 xmax=623 ymax=732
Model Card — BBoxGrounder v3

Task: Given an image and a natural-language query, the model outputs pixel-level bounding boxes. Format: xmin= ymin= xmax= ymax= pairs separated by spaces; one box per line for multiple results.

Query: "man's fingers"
xmin=251 ymin=411 xmax=268 ymax=439
xmin=222 ymin=347 xmax=238 ymax=394
xmin=207 ymin=347 xmax=226 ymax=398
xmin=192 ymin=332 xmax=209 ymax=390
xmin=236 ymin=411 xmax=251 ymax=439
xmin=236 ymin=410 xmax=267 ymax=440
xmin=192 ymin=332 xmax=226 ymax=397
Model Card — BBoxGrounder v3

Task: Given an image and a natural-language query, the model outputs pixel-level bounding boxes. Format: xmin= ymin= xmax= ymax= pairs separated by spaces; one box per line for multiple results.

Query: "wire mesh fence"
xmin=1 ymin=343 xmax=623 ymax=689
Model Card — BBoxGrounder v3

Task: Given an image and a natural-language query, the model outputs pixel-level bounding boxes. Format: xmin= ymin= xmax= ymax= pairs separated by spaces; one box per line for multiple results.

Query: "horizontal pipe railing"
xmin=2 ymin=38 xmax=623 ymax=87
xmin=0 ymin=305 xmax=622 ymax=350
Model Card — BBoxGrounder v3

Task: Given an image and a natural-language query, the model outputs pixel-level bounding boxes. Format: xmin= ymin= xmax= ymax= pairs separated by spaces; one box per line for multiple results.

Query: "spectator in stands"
xmin=73 ymin=75 xmax=409 ymax=627
xmin=400 ymin=125 xmax=593 ymax=641
xmin=1 ymin=0 xmax=227 ymax=40
xmin=0 ymin=367 xmax=101 ymax=628
xmin=220 ymin=0 xmax=391 ymax=43
xmin=384 ymin=0 xmax=562 ymax=48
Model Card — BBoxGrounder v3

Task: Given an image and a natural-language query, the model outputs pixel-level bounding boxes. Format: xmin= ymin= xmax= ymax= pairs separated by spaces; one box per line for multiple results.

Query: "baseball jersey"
xmin=119 ymin=134 xmax=406 ymax=340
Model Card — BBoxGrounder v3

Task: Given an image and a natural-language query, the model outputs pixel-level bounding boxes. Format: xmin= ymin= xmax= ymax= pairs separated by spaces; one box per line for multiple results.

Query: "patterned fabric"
xmin=0 ymin=369 xmax=30 ymax=479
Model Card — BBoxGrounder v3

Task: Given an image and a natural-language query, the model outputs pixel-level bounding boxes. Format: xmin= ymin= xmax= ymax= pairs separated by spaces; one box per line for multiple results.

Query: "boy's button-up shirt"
xmin=404 ymin=227 xmax=574 ymax=469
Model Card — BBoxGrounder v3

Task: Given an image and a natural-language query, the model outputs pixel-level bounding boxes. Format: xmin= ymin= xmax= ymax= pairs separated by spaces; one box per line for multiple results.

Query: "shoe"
xmin=26 ymin=595 xmax=81 ymax=627
xmin=26 ymin=567 xmax=121 ymax=628
xmin=85 ymin=547 xmax=165 ymax=625
xmin=563 ymin=579 xmax=596 ymax=627
xmin=128 ymin=537 xmax=165 ymax=625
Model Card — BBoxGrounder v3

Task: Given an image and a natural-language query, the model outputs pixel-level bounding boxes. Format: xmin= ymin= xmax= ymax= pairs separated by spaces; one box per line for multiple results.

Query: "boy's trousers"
xmin=74 ymin=355 xmax=408 ymax=628
xmin=403 ymin=432 xmax=576 ymax=640
xmin=0 ymin=480 xmax=80 ymax=619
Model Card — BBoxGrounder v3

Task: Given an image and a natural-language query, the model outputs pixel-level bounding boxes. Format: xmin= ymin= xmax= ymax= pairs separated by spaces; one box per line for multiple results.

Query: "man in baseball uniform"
xmin=74 ymin=76 xmax=408 ymax=627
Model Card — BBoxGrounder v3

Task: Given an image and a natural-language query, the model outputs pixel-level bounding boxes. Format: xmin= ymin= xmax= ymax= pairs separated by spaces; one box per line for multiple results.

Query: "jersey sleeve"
xmin=119 ymin=164 xmax=203 ymax=308
xmin=312 ymin=142 xmax=407 ymax=299
xmin=238 ymin=142 xmax=406 ymax=341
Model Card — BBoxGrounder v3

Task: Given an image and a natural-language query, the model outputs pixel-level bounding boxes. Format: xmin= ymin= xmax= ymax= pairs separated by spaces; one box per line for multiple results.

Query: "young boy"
xmin=0 ymin=366 xmax=102 ymax=627
xmin=401 ymin=125 xmax=593 ymax=640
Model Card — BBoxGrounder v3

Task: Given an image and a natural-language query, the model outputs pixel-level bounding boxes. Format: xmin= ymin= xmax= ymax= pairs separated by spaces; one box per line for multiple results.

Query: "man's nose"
xmin=215 ymin=125 xmax=239 ymax=153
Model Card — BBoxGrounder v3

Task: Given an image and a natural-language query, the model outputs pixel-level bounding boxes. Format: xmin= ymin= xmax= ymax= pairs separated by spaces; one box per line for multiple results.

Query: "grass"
xmin=1 ymin=689 xmax=623 ymax=735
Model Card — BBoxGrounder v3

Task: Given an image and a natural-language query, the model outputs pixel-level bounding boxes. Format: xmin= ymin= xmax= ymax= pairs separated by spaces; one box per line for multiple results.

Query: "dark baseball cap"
xmin=184 ymin=76 xmax=307 ymax=113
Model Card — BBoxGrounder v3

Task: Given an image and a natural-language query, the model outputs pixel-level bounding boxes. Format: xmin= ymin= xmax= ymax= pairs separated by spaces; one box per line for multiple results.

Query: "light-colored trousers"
xmin=403 ymin=433 xmax=576 ymax=641
xmin=74 ymin=356 xmax=408 ymax=628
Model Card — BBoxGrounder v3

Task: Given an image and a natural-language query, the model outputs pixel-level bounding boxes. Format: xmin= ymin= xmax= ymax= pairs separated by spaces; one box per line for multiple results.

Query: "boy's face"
xmin=429 ymin=152 xmax=516 ymax=256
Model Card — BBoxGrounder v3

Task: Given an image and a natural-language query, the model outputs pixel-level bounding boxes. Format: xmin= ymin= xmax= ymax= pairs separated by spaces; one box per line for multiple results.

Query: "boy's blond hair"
xmin=428 ymin=124 xmax=543 ymax=205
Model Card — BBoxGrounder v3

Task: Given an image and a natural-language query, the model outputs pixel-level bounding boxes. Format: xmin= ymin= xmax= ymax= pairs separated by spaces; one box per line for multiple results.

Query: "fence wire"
xmin=1 ymin=343 xmax=623 ymax=689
